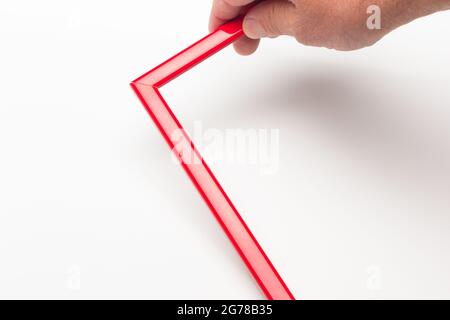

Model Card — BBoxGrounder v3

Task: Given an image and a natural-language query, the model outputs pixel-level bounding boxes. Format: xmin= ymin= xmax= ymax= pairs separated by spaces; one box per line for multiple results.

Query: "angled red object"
xmin=131 ymin=18 xmax=295 ymax=300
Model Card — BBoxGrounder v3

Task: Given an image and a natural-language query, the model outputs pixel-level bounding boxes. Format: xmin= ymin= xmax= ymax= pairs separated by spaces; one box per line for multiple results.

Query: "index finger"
xmin=209 ymin=0 xmax=257 ymax=32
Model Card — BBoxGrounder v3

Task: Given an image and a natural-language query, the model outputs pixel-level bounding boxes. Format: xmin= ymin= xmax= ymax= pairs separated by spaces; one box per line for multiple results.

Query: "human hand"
xmin=209 ymin=0 xmax=450 ymax=54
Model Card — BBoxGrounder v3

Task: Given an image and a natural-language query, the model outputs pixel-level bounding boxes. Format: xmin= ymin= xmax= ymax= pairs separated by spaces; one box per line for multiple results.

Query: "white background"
xmin=1 ymin=1 xmax=450 ymax=299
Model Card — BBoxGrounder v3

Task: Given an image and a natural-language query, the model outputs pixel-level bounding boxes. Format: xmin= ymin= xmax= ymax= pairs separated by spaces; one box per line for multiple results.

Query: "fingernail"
xmin=243 ymin=17 xmax=266 ymax=39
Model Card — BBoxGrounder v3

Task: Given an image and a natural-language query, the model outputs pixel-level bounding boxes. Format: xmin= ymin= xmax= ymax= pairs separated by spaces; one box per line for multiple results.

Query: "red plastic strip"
xmin=131 ymin=17 xmax=295 ymax=300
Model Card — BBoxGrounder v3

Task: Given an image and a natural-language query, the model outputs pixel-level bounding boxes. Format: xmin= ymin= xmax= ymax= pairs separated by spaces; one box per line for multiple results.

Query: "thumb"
xmin=243 ymin=0 xmax=297 ymax=39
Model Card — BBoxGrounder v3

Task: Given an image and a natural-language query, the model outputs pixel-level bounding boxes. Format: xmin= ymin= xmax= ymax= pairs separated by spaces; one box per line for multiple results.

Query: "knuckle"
xmin=260 ymin=4 xmax=283 ymax=36
xmin=293 ymin=26 xmax=313 ymax=45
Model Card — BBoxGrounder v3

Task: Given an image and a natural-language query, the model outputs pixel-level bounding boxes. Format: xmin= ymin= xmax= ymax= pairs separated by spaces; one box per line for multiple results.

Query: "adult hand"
xmin=209 ymin=0 xmax=450 ymax=54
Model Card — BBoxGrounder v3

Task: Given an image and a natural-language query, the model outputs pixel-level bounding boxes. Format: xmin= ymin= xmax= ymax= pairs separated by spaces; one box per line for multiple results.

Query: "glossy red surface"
xmin=131 ymin=18 xmax=295 ymax=300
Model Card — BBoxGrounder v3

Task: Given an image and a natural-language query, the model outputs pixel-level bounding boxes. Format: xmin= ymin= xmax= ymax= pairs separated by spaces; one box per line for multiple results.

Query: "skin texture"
xmin=209 ymin=0 xmax=450 ymax=55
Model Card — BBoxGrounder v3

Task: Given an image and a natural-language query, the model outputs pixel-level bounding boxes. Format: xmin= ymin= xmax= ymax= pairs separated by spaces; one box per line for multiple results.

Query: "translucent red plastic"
xmin=130 ymin=18 xmax=295 ymax=300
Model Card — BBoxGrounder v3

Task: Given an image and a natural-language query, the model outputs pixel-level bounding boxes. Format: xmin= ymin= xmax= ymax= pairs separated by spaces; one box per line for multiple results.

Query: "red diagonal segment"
xmin=130 ymin=18 xmax=295 ymax=300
